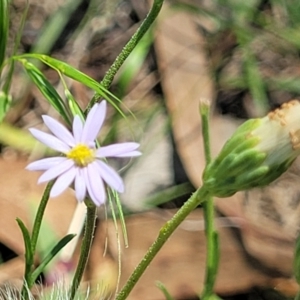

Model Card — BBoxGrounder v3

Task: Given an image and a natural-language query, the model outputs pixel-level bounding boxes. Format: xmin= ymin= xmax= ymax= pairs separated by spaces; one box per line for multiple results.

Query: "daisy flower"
xmin=26 ymin=101 xmax=141 ymax=206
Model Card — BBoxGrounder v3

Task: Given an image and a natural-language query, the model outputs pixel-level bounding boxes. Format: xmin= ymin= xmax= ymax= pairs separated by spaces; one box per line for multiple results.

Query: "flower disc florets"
xmin=251 ymin=100 xmax=300 ymax=167
xmin=67 ymin=144 xmax=95 ymax=167
xmin=26 ymin=101 xmax=141 ymax=206
xmin=203 ymin=100 xmax=300 ymax=197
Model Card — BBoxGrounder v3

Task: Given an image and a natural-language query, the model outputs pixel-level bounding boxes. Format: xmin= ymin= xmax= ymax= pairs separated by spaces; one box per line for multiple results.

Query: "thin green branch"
xmin=116 ymin=186 xmax=210 ymax=300
xmin=69 ymin=203 xmax=97 ymax=300
xmin=31 ymin=180 xmax=54 ymax=257
xmin=86 ymin=0 xmax=164 ymax=111
xmin=200 ymin=100 xmax=220 ymax=299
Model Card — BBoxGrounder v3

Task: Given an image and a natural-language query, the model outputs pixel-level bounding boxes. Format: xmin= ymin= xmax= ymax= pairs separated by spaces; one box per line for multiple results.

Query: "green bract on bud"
xmin=203 ymin=100 xmax=300 ymax=197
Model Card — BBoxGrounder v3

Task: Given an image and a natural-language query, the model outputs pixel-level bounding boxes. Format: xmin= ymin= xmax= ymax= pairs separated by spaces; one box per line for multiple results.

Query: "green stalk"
xmin=199 ymin=101 xmax=220 ymax=299
xmin=116 ymin=186 xmax=210 ymax=300
xmin=86 ymin=0 xmax=164 ymax=111
xmin=30 ymin=181 xmax=54 ymax=254
xmin=0 ymin=0 xmax=8 ymax=74
xmin=69 ymin=203 xmax=97 ymax=300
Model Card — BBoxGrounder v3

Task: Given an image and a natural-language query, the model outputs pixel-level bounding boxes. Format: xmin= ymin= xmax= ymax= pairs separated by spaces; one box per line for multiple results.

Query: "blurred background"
xmin=2 ymin=0 xmax=300 ymax=299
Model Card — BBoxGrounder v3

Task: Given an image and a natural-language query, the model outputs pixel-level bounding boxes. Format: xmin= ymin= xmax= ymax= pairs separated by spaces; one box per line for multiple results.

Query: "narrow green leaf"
xmin=19 ymin=54 xmax=121 ymax=101
xmin=16 ymin=218 xmax=34 ymax=285
xmin=38 ymin=54 xmax=109 ymax=96
xmin=0 ymin=0 xmax=8 ymax=70
xmin=18 ymin=59 xmax=71 ymax=124
xmin=16 ymin=219 xmax=32 ymax=262
xmin=16 ymin=54 xmax=128 ymax=118
xmin=31 ymin=234 xmax=76 ymax=283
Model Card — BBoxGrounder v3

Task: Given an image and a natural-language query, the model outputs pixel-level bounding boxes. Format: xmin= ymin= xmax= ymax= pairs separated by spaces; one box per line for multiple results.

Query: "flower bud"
xmin=203 ymin=100 xmax=300 ymax=197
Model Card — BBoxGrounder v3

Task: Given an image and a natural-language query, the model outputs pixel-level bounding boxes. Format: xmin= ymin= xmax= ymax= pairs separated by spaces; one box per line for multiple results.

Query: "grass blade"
xmin=0 ymin=0 xmax=8 ymax=71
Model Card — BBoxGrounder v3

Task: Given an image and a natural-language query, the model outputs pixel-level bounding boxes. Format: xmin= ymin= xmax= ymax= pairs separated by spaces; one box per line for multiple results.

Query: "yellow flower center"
xmin=67 ymin=144 xmax=95 ymax=167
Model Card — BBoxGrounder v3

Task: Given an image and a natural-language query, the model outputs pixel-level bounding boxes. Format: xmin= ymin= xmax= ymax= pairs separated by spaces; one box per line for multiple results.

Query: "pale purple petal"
xmin=26 ymin=157 xmax=67 ymax=171
xmin=38 ymin=159 xmax=74 ymax=183
xmin=50 ymin=167 xmax=77 ymax=197
xmin=84 ymin=163 xmax=106 ymax=206
xmin=29 ymin=128 xmax=70 ymax=153
xmin=113 ymin=151 xmax=141 ymax=157
xmin=74 ymin=169 xmax=87 ymax=202
xmin=81 ymin=101 xmax=107 ymax=143
xmin=73 ymin=116 xmax=83 ymax=143
xmin=42 ymin=115 xmax=75 ymax=147
xmin=96 ymin=142 xmax=140 ymax=158
xmin=96 ymin=160 xmax=124 ymax=193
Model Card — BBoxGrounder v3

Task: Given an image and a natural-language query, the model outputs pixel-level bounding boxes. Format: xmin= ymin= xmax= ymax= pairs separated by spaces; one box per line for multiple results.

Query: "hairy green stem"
xmin=30 ymin=181 xmax=54 ymax=254
xmin=86 ymin=0 xmax=164 ymax=110
xmin=201 ymin=197 xmax=219 ymax=299
xmin=69 ymin=203 xmax=97 ymax=300
xmin=116 ymin=186 xmax=210 ymax=300
xmin=199 ymin=101 xmax=220 ymax=299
